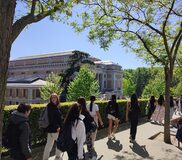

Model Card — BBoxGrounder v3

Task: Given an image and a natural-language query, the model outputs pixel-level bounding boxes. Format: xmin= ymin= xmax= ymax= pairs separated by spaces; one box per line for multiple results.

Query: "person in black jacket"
xmin=9 ymin=103 xmax=32 ymax=160
xmin=126 ymin=94 xmax=140 ymax=143
xmin=106 ymin=95 xmax=120 ymax=139
xmin=43 ymin=93 xmax=64 ymax=160
xmin=77 ymin=97 xmax=97 ymax=159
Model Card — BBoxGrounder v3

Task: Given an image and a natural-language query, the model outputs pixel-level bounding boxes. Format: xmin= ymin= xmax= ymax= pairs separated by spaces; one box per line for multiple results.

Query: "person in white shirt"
xmin=64 ymin=103 xmax=86 ymax=160
xmin=86 ymin=96 xmax=104 ymax=149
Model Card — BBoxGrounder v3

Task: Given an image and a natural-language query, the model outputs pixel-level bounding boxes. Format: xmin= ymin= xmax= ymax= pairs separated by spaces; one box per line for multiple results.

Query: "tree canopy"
xmin=67 ymin=65 xmax=100 ymax=101
xmin=71 ymin=0 xmax=182 ymax=143
xmin=40 ymin=72 xmax=63 ymax=101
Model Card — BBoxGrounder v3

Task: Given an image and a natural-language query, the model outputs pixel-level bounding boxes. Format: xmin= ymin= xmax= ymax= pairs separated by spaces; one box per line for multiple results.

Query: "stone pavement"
xmin=50 ymin=120 xmax=182 ymax=160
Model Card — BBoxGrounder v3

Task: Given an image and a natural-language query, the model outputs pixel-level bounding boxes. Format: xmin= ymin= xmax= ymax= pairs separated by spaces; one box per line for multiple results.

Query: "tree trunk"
xmin=0 ymin=0 xmax=16 ymax=159
xmin=164 ymin=66 xmax=172 ymax=144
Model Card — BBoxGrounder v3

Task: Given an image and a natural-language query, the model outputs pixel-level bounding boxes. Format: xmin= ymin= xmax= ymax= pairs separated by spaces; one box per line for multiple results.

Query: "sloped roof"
xmin=7 ymin=77 xmax=43 ymax=83
xmin=13 ymin=50 xmax=75 ymax=61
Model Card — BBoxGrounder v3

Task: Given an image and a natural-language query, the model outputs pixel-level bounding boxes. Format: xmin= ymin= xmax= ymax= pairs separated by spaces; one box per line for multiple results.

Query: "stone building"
xmin=6 ymin=50 xmax=123 ymax=104
xmin=6 ymin=77 xmax=46 ymax=105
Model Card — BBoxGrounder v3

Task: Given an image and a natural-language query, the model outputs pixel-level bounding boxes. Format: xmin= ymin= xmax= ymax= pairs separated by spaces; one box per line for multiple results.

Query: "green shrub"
xmin=3 ymin=99 xmax=148 ymax=147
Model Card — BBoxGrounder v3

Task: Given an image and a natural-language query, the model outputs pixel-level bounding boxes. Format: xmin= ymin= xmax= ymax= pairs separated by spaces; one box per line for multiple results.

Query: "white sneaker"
xmin=111 ymin=133 xmax=116 ymax=139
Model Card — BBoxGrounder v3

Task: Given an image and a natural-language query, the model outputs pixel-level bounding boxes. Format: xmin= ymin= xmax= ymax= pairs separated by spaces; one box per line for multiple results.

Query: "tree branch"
xmin=124 ymin=16 xmax=163 ymax=36
xmin=170 ymin=22 xmax=182 ymax=55
xmin=156 ymin=0 xmax=182 ymax=17
xmin=162 ymin=0 xmax=175 ymax=56
xmin=130 ymin=31 xmax=166 ymax=65
xmin=173 ymin=32 xmax=182 ymax=64
xmin=12 ymin=1 xmax=65 ymax=43
xmin=30 ymin=0 xmax=37 ymax=15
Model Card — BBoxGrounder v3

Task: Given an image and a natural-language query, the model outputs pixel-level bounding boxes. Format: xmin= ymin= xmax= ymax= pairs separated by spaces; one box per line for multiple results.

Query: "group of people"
xmin=42 ymin=94 xmax=105 ymax=160
xmin=146 ymin=94 xmax=182 ymax=124
xmin=6 ymin=93 xmax=142 ymax=160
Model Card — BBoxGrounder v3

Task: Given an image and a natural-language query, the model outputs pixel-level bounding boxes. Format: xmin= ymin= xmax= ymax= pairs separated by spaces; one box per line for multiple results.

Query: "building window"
xmin=9 ymin=101 xmax=12 ymax=105
xmin=35 ymin=89 xmax=41 ymax=98
xmin=104 ymin=81 xmax=106 ymax=88
xmin=11 ymin=73 xmax=14 ymax=75
xmin=21 ymin=72 xmax=25 ymax=74
xmin=46 ymin=71 xmax=51 ymax=74
xmin=33 ymin=71 xmax=37 ymax=74
xmin=16 ymin=102 xmax=18 ymax=105
xmin=16 ymin=89 xmax=19 ymax=97
xmin=10 ymin=89 xmax=12 ymax=96
xmin=23 ymin=89 xmax=26 ymax=97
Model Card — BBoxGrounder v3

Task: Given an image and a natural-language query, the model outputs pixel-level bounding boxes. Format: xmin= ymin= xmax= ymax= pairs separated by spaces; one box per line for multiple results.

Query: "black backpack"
xmin=2 ymin=120 xmax=25 ymax=149
xmin=56 ymin=123 xmax=76 ymax=152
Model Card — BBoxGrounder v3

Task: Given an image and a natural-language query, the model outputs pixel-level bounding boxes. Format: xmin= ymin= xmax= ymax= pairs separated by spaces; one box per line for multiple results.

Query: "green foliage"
xmin=40 ymin=72 xmax=63 ymax=100
xmin=132 ymin=68 xmax=151 ymax=96
xmin=60 ymin=50 xmax=95 ymax=100
xmin=124 ymin=67 xmax=160 ymax=97
xmin=3 ymin=98 xmax=148 ymax=152
xmin=142 ymin=71 xmax=165 ymax=98
xmin=122 ymin=78 xmax=136 ymax=97
xmin=171 ymin=67 xmax=182 ymax=96
xmin=67 ymin=65 xmax=100 ymax=101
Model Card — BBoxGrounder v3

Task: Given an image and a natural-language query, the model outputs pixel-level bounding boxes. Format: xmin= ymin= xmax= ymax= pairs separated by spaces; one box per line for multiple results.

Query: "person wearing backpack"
xmin=43 ymin=93 xmax=64 ymax=160
xmin=7 ymin=103 xmax=32 ymax=160
xmin=60 ymin=103 xmax=86 ymax=160
xmin=106 ymin=95 xmax=120 ymax=139
xmin=77 ymin=97 xmax=97 ymax=160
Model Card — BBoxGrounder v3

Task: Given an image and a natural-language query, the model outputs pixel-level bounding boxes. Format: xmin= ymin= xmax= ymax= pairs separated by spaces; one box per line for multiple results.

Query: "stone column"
xmin=113 ymin=73 xmax=116 ymax=91
xmin=28 ymin=88 xmax=33 ymax=104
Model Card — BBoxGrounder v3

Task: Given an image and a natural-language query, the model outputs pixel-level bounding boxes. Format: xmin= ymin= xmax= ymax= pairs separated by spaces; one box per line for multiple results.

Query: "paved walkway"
xmin=50 ymin=121 xmax=182 ymax=160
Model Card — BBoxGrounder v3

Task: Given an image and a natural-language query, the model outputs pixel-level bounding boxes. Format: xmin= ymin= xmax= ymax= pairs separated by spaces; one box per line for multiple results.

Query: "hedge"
xmin=3 ymin=99 xmax=148 ymax=148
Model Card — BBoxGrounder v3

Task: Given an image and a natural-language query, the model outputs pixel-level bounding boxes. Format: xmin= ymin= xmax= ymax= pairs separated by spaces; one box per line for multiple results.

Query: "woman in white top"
xmin=64 ymin=103 xmax=86 ymax=160
xmin=86 ymin=96 xmax=104 ymax=148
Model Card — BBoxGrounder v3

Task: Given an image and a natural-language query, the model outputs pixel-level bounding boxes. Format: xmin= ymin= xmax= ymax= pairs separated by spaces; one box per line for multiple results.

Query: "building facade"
xmin=6 ymin=50 xmax=123 ymax=104
xmin=6 ymin=78 xmax=46 ymax=105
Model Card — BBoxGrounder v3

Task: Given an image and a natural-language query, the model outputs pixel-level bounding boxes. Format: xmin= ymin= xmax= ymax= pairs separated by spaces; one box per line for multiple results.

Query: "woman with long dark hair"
xmin=126 ymin=94 xmax=140 ymax=143
xmin=64 ymin=103 xmax=86 ymax=160
xmin=147 ymin=96 xmax=156 ymax=120
xmin=106 ymin=95 xmax=120 ymax=139
xmin=77 ymin=97 xmax=96 ymax=159
xmin=86 ymin=96 xmax=103 ymax=149
xmin=151 ymin=95 xmax=165 ymax=124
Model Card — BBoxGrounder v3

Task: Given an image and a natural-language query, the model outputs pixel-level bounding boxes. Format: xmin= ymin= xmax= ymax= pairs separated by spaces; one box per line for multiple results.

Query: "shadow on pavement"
xmin=97 ymin=118 xmax=148 ymax=141
xmin=106 ymin=138 xmax=123 ymax=152
xmin=129 ymin=141 xmax=149 ymax=158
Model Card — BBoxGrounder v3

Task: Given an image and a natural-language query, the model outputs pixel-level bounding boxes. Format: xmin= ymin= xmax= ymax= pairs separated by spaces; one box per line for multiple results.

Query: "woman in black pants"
xmin=126 ymin=94 xmax=140 ymax=143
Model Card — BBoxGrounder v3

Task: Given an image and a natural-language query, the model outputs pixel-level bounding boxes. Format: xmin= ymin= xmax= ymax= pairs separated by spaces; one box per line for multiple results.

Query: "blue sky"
xmin=11 ymin=17 xmax=148 ymax=69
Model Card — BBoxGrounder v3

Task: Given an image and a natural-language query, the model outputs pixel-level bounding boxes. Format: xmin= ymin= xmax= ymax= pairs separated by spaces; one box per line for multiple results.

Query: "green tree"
xmin=123 ymin=78 xmax=136 ymax=97
xmin=0 ymin=0 xmax=78 ymax=156
xmin=67 ymin=65 xmax=100 ymax=101
xmin=72 ymin=0 xmax=182 ymax=143
xmin=60 ymin=50 xmax=94 ymax=100
xmin=135 ymin=68 xmax=152 ymax=97
xmin=171 ymin=67 xmax=182 ymax=96
xmin=40 ymin=72 xmax=63 ymax=101
xmin=142 ymin=72 xmax=165 ymax=98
